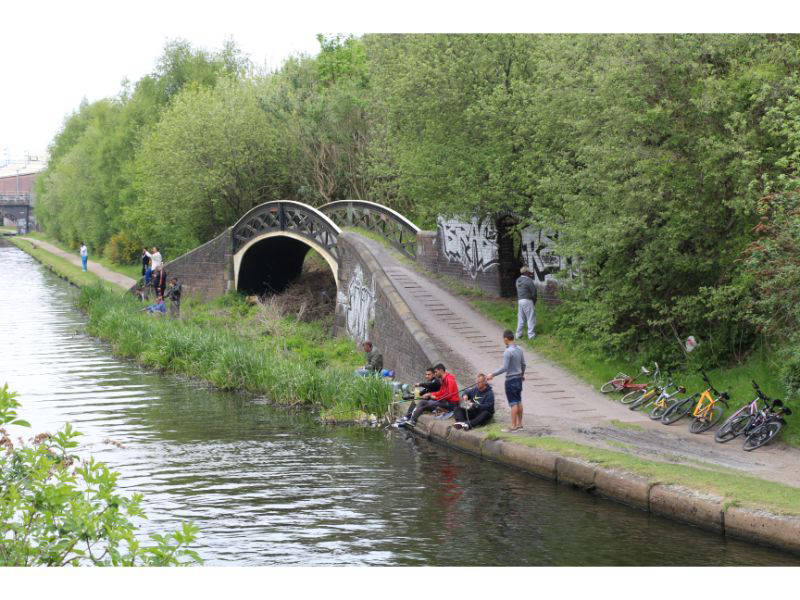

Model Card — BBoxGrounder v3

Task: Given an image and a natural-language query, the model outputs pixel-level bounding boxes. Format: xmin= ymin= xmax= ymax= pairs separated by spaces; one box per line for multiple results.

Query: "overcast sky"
xmin=0 ymin=1 xmax=794 ymax=162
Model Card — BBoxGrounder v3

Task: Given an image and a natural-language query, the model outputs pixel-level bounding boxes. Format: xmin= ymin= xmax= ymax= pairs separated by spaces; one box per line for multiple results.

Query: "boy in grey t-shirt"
xmin=487 ymin=330 xmax=526 ymax=432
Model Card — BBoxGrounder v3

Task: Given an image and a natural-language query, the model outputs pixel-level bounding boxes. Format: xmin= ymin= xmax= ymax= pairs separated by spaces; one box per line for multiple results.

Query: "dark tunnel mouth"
xmin=237 ymin=235 xmax=330 ymax=296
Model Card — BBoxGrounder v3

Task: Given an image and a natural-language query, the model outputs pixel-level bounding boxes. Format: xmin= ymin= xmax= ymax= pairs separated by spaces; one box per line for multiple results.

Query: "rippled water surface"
xmin=1 ymin=244 xmax=798 ymax=566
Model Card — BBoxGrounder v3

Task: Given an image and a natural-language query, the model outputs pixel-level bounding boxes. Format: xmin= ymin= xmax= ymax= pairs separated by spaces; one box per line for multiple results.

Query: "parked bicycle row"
xmin=601 ymin=363 xmax=793 ymax=451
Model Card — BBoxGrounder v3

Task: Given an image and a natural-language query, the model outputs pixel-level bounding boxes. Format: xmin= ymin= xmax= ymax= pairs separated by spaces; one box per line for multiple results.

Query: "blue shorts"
xmin=505 ymin=377 xmax=523 ymax=406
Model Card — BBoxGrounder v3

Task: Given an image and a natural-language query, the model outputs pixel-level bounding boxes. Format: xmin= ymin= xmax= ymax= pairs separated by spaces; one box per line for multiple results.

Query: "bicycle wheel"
xmin=649 ymin=398 xmax=672 ymax=420
xmin=743 ymin=420 xmax=782 ymax=451
xmin=621 ymin=389 xmax=645 ymax=405
xmin=629 ymin=389 xmax=657 ymax=411
xmin=661 ymin=397 xmax=694 ymax=425
xmin=600 ymin=380 xmax=619 ymax=394
xmin=715 ymin=413 xmax=751 ymax=443
xmin=690 ymin=403 xmax=724 ymax=434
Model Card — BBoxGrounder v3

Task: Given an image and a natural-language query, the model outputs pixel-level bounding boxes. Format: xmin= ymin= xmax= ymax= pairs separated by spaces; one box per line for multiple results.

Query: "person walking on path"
xmin=453 ymin=373 xmax=495 ymax=431
xmin=79 ymin=242 xmax=88 ymax=272
xmin=516 ymin=265 xmax=537 ymax=340
xmin=487 ymin=330 xmax=526 ymax=432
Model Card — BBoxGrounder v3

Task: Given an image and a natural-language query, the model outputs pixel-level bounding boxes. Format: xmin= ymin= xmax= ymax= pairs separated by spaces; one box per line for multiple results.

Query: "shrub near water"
xmin=77 ymin=285 xmax=394 ymax=418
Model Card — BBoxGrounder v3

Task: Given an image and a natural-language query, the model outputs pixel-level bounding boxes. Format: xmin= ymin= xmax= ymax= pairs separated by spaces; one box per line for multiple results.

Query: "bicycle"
xmin=687 ymin=372 xmax=730 ymax=433
xmin=742 ymin=400 xmax=793 ymax=451
xmin=715 ymin=380 xmax=770 ymax=443
xmin=645 ymin=377 xmax=687 ymax=420
xmin=600 ymin=363 xmax=655 ymax=394
xmin=628 ymin=372 xmax=678 ymax=412
xmin=660 ymin=371 xmax=729 ymax=431
xmin=620 ymin=363 xmax=662 ymax=405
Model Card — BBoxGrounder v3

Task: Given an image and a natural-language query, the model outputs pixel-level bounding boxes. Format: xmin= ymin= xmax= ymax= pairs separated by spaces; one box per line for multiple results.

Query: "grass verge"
xmin=482 ymin=424 xmax=800 ymax=515
xmin=10 ymin=236 xmax=124 ymax=292
xmin=77 ymin=284 xmax=395 ymax=419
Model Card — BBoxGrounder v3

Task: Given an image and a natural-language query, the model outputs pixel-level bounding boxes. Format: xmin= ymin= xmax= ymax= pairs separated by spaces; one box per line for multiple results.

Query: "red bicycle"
xmin=600 ymin=362 xmax=659 ymax=394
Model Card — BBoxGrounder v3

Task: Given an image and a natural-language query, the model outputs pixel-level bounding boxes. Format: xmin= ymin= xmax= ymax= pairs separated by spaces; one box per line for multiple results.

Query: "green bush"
xmin=0 ymin=383 xmax=201 ymax=566
xmin=104 ymin=231 xmax=142 ymax=265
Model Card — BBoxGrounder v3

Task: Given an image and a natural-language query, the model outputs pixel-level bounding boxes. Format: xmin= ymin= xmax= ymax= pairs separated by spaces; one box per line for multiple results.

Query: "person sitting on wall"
xmin=354 ymin=341 xmax=383 ymax=376
xmin=400 ymin=363 xmax=459 ymax=426
xmin=394 ymin=367 xmax=441 ymax=427
xmin=453 ymin=373 xmax=495 ymax=431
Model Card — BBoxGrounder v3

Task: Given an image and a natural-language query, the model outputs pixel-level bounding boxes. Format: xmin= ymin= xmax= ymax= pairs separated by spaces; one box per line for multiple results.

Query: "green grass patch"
xmin=10 ymin=237 xmax=124 ymax=293
xmin=25 ymin=231 xmax=141 ymax=280
xmin=609 ymin=419 xmax=645 ymax=432
xmin=75 ymin=285 xmax=396 ymax=419
xmin=482 ymin=424 xmax=800 ymax=515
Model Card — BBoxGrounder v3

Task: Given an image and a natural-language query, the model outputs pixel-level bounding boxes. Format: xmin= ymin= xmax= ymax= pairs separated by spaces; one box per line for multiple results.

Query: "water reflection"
xmin=1 ymin=246 xmax=798 ymax=566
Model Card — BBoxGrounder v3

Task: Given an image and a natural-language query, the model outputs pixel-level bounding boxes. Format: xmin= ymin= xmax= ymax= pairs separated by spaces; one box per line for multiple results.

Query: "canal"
xmin=1 ymin=243 xmax=797 ymax=566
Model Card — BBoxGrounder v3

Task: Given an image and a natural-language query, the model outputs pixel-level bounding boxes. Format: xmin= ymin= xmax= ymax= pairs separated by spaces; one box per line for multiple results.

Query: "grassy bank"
xmin=482 ymin=425 xmax=800 ymax=515
xmin=9 ymin=236 xmax=123 ymax=292
xmin=77 ymin=284 xmax=394 ymax=420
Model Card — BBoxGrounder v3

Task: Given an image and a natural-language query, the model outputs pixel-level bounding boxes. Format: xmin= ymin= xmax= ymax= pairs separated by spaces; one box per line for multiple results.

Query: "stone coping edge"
xmin=407 ymin=413 xmax=800 ymax=557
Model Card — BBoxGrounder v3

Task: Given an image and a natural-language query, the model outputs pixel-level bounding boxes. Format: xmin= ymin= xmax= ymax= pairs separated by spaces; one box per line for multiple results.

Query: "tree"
xmin=129 ymin=77 xmax=289 ymax=255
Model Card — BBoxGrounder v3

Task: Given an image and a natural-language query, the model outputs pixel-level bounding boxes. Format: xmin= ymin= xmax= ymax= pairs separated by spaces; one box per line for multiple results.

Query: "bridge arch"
xmin=231 ymin=200 xmax=341 ymax=295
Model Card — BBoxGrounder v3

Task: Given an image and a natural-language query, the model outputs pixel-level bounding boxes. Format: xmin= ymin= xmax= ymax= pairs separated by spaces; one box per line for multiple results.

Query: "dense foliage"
xmin=0 ymin=384 xmax=201 ymax=566
xmin=34 ymin=34 xmax=800 ymax=391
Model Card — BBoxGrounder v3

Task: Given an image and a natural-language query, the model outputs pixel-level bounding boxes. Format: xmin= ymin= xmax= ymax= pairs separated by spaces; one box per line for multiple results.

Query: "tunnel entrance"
xmin=237 ymin=236 xmax=313 ymax=295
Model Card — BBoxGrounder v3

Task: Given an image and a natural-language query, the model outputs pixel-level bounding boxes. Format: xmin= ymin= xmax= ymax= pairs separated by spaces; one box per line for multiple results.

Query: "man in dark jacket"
xmin=166 ymin=277 xmax=182 ymax=318
xmin=355 ymin=341 xmax=383 ymax=376
xmin=153 ymin=267 xmax=168 ymax=300
xmin=396 ymin=367 xmax=441 ymax=425
xmin=516 ymin=265 xmax=537 ymax=340
xmin=453 ymin=373 xmax=495 ymax=430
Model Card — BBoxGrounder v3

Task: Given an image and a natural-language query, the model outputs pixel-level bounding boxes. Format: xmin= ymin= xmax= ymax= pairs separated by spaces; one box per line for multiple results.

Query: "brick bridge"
xmin=162 ymin=198 xmax=552 ymax=381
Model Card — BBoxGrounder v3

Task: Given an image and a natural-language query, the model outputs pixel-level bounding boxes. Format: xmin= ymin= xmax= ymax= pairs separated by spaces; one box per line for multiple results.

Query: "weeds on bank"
xmin=76 ymin=285 xmax=394 ymax=419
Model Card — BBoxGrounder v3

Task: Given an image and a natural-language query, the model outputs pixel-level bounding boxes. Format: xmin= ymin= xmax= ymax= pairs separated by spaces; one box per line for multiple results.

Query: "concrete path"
xmin=20 ymin=237 xmax=136 ymax=290
xmin=355 ymin=234 xmax=800 ymax=488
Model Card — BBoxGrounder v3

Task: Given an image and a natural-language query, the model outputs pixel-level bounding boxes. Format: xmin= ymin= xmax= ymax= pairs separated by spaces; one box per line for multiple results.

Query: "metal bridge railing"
xmin=319 ymin=200 xmax=420 ymax=259
xmin=231 ymin=200 xmax=341 ymax=260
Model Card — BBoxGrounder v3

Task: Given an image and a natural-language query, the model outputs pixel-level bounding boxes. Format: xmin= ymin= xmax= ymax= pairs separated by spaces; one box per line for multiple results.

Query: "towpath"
xmin=20 ymin=237 xmax=136 ymax=290
xmin=353 ymin=233 xmax=800 ymax=489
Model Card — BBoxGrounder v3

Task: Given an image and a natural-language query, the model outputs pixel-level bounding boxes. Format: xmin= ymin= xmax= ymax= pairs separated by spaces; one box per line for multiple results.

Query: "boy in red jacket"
xmin=402 ymin=363 xmax=460 ymax=426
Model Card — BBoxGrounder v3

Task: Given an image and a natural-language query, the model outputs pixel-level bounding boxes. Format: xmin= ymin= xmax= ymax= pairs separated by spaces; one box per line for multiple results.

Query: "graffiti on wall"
xmin=337 ymin=263 xmax=376 ymax=342
xmin=521 ymin=228 xmax=573 ymax=283
xmin=437 ymin=216 xmax=499 ymax=279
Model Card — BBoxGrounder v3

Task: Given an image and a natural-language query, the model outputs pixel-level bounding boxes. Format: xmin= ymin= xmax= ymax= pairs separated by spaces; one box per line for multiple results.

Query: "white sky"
xmin=0 ymin=0 xmax=797 ymax=162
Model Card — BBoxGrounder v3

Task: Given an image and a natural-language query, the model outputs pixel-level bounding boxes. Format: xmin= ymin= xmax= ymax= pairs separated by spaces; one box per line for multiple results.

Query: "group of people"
xmin=139 ymin=246 xmax=181 ymax=317
xmin=380 ymin=328 xmax=526 ymax=433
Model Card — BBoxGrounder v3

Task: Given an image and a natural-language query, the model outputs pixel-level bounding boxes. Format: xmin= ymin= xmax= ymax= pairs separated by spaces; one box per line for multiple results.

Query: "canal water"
xmin=1 ymin=244 xmax=798 ymax=566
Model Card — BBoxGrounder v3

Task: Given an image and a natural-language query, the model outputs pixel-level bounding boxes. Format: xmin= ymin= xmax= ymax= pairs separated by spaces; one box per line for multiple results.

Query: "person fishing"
xmin=400 ymin=363 xmax=459 ymax=426
xmin=165 ymin=277 xmax=182 ymax=318
xmin=354 ymin=341 xmax=383 ymax=376
xmin=394 ymin=367 xmax=441 ymax=427
xmin=453 ymin=373 xmax=495 ymax=430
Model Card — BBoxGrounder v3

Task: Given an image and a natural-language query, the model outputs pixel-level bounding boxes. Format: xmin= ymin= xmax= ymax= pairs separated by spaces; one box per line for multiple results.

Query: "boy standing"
xmin=487 ymin=330 xmax=526 ymax=432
